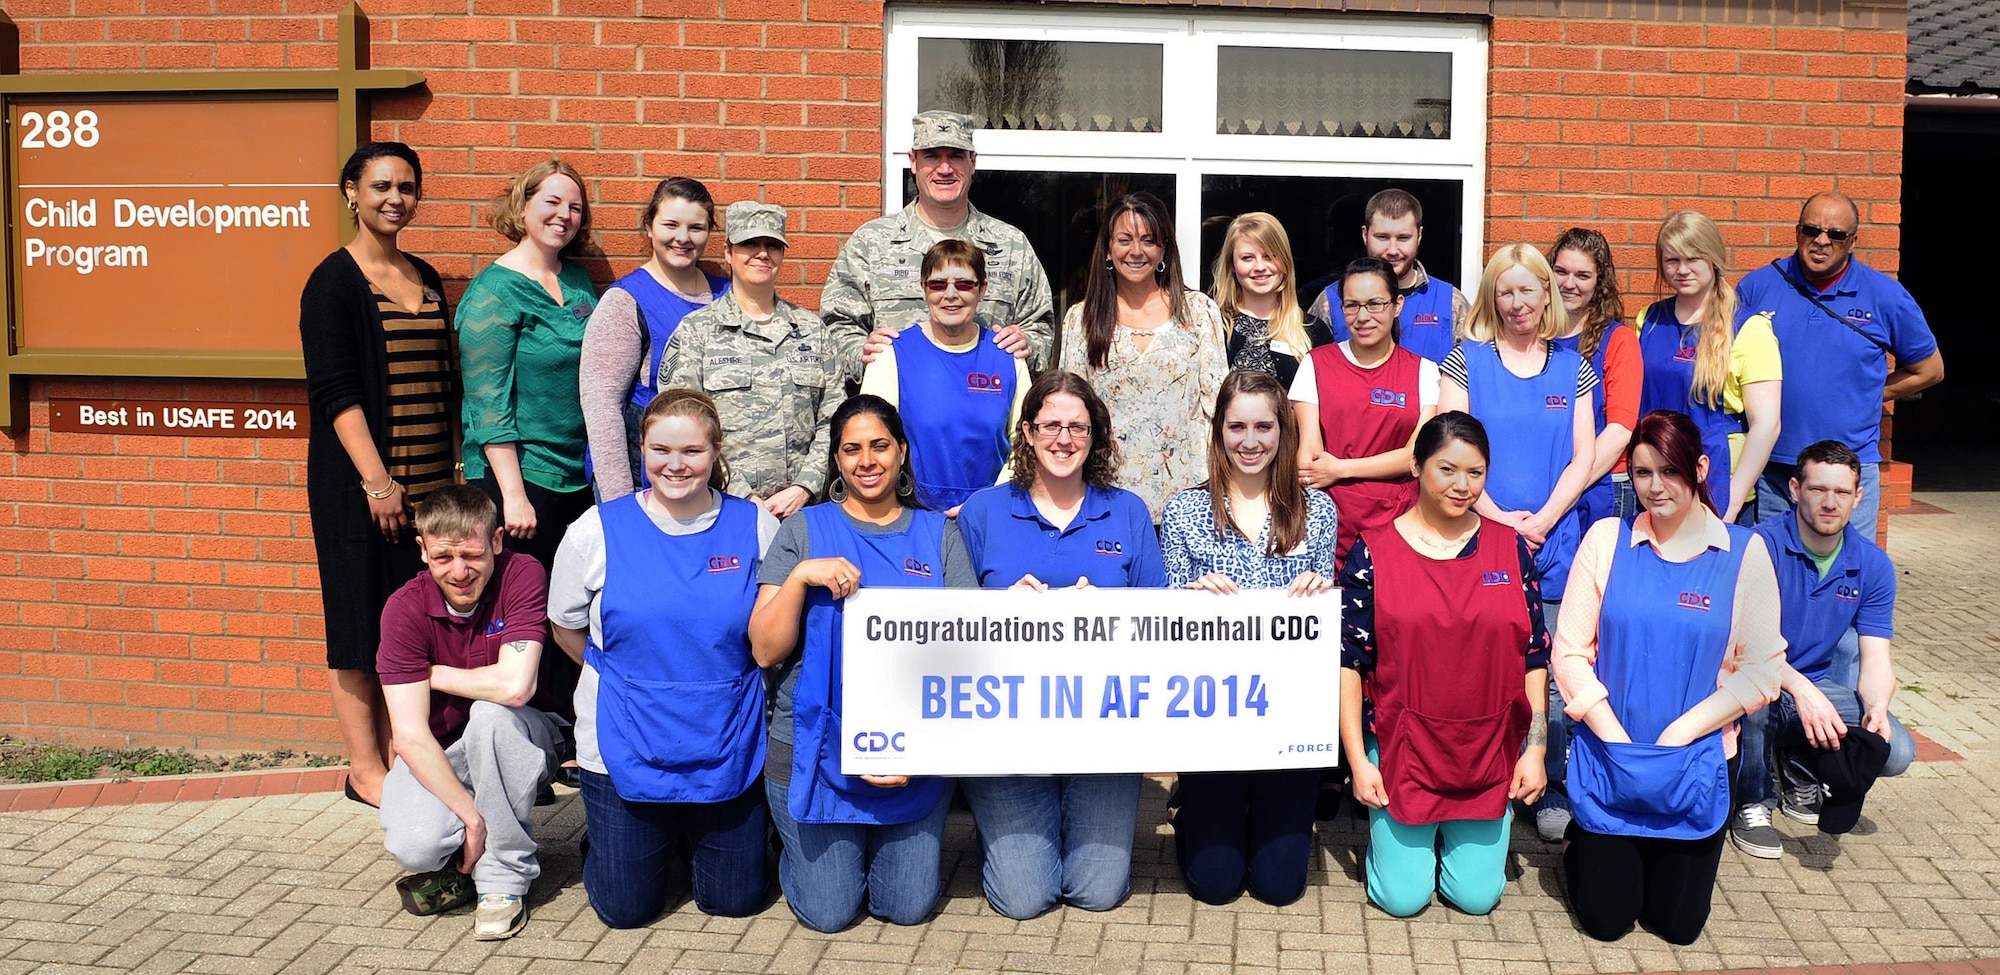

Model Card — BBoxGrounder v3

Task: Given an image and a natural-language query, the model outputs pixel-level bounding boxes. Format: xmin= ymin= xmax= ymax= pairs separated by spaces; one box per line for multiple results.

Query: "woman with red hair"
xmin=1552 ymin=409 xmax=1784 ymax=944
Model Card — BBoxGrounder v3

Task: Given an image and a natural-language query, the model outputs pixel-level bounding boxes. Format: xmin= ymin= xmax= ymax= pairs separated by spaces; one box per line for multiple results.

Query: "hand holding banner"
xmin=839 ymin=587 xmax=1341 ymax=776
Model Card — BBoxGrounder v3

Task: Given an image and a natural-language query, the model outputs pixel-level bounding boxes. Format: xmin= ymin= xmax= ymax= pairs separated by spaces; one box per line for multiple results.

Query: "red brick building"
xmin=0 ymin=0 xmax=1912 ymax=751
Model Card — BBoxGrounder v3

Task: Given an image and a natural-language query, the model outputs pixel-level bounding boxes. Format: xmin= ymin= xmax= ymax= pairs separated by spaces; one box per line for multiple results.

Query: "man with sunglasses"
xmin=1737 ymin=191 xmax=1944 ymax=533
xmin=821 ymin=111 xmax=1055 ymax=381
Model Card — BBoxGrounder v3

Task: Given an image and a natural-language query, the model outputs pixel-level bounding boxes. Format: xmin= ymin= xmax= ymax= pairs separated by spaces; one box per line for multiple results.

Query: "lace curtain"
xmin=1216 ymin=47 xmax=1451 ymax=139
xmin=918 ymin=39 xmax=1165 ymax=134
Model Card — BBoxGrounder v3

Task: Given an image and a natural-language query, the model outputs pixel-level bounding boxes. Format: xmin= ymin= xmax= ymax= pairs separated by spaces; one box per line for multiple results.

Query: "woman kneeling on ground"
xmin=1340 ymin=411 xmax=1551 ymax=917
xmin=748 ymin=395 xmax=973 ymax=931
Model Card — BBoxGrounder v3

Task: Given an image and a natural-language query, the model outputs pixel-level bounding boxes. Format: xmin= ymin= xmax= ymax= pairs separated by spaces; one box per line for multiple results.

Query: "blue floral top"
xmin=1159 ymin=485 xmax=1338 ymax=590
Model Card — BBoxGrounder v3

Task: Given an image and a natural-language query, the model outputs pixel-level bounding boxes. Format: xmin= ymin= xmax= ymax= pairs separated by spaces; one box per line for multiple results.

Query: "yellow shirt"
xmin=1725 ymin=312 xmax=1782 ymax=470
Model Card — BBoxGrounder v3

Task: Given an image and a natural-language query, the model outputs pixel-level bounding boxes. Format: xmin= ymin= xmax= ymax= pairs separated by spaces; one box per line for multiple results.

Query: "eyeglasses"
xmin=924 ymin=278 xmax=982 ymax=294
xmin=1341 ymin=298 xmax=1394 ymax=316
xmin=1029 ymin=422 xmax=1092 ymax=441
xmin=1797 ymin=223 xmax=1856 ymax=243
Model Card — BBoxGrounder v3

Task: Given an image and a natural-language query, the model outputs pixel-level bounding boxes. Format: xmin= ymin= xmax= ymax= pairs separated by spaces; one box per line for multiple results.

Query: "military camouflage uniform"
xmin=820 ymin=204 xmax=1055 ymax=379
xmin=659 ymin=296 xmax=844 ymax=501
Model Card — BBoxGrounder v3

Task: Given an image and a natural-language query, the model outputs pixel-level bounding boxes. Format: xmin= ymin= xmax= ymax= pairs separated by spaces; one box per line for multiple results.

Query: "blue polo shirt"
xmin=955 ymin=482 xmax=1167 ymax=590
xmin=1736 ymin=255 xmax=1938 ymax=464
xmin=1753 ymin=513 xmax=1895 ymax=683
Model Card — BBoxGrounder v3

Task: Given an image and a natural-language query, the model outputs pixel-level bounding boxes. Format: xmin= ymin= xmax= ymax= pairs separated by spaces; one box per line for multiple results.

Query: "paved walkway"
xmin=4 ymin=492 xmax=1998 ymax=975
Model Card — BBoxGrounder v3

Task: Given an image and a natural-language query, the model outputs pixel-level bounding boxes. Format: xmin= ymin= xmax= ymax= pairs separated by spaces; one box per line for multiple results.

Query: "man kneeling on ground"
xmin=1731 ymin=440 xmax=1916 ymax=859
xmin=377 ymin=484 xmax=562 ymax=939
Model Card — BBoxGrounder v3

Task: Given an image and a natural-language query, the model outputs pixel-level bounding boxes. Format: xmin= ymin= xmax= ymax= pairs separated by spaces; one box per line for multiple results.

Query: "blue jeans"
xmin=765 ymin=762 xmax=952 ymax=932
xmin=1734 ymin=630 xmax=1915 ymax=806
xmin=1613 ymin=476 xmax=1640 ymax=523
xmin=1537 ymin=599 xmax=1571 ymax=800
xmin=1171 ymin=768 xmax=1320 ymax=906
xmin=1758 ymin=461 xmax=1880 ymax=536
xmin=960 ymin=774 xmax=1142 ymax=919
xmin=579 ymin=769 xmax=770 ymax=926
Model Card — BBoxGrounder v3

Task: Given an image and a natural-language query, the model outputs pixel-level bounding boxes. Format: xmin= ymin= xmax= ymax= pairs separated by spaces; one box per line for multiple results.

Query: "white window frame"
xmin=885 ymin=7 xmax=1489 ymax=287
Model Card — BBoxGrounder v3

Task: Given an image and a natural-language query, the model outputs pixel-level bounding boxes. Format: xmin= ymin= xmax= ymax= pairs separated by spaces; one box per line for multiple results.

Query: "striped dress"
xmin=370 ymin=281 xmax=456 ymax=504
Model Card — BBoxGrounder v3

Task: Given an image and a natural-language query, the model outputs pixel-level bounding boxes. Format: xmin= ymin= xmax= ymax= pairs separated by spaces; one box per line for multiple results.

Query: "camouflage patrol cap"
xmin=724 ymin=201 xmax=788 ymax=246
xmin=912 ymin=110 xmax=976 ymax=152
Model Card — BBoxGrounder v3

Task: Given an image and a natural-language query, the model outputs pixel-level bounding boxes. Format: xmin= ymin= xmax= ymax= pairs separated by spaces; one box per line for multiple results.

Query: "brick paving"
xmin=2 ymin=491 xmax=1997 ymax=974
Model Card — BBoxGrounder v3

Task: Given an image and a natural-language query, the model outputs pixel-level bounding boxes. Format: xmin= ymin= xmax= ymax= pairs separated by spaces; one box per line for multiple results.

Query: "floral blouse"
xmin=1159 ymin=486 xmax=1338 ymax=590
xmin=1058 ymin=292 xmax=1229 ymax=521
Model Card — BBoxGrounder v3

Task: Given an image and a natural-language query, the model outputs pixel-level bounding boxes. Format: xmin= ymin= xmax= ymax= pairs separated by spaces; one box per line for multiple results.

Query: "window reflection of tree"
xmin=922 ymin=40 xmax=1163 ymax=133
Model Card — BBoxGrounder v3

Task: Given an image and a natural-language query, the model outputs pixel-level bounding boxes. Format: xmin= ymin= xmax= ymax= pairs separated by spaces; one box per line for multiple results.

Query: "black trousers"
xmin=476 ymin=475 xmax=594 ymax=720
xmin=1562 ymin=755 xmax=1738 ymax=945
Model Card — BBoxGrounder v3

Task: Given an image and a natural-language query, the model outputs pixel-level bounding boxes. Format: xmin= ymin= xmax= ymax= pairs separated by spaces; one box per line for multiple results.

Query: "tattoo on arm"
xmin=504 ymin=640 xmax=533 ymax=655
xmin=1526 ymin=707 xmax=1548 ymax=748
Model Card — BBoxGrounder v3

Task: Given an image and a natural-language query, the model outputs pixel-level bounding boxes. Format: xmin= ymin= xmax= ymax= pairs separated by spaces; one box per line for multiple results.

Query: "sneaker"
xmin=1780 ymin=782 xmax=1824 ymax=825
xmin=1534 ymin=791 xmax=1572 ymax=842
xmin=393 ymin=868 xmax=474 ymax=917
xmin=472 ymin=893 xmax=528 ymax=941
xmin=1730 ymin=803 xmax=1783 ymax=859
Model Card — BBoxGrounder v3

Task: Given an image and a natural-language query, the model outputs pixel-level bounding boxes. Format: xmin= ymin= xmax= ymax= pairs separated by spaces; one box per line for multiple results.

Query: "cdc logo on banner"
xmin=839 ymin=588 xmax=1342 ymax=776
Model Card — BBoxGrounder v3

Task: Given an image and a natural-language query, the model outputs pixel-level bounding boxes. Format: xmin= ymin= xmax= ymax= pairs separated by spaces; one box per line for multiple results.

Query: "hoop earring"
xmin=829 ymin=479 xmax=847 ymax=503
xmin=346 ymin=199 xmax=359 ymax=213
xmin=1156 ymin=261 xmax=1167 ymax=275
xmin=897 ymin=469 xmax=914 ymax=497
xmin=1103 ymin=258 xmax=1114 ymax=272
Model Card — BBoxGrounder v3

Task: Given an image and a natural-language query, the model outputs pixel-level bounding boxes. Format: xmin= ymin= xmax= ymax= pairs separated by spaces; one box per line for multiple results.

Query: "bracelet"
xmin=362 ymin=479 xmax=399 ymax=500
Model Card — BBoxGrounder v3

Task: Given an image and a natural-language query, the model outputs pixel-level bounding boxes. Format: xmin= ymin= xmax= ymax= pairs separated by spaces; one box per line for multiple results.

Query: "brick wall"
xmin=1483 ymin=13 xmax=1908 ymax=295
xmin=0 ymin=1 xmax=1910 ymax=752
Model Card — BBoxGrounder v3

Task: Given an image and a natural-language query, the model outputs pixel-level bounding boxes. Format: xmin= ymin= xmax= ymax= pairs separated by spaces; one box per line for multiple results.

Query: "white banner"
xmin=839 ymin=587 xmax=1341 ymax=776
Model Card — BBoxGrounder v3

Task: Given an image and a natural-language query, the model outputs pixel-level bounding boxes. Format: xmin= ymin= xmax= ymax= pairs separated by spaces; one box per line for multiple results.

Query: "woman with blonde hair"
xmin=1212 ymin=212 xmax=1333 ymax=389
xmin=1439 ymin=244 xmax=1598 ymax=603
xmin=1636 ymin=211 xmax=1782 ymax=523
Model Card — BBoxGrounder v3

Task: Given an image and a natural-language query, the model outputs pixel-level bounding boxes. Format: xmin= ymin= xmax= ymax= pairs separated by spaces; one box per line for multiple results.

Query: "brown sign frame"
xmin=0 ymin=3 xmax=424 ymax=428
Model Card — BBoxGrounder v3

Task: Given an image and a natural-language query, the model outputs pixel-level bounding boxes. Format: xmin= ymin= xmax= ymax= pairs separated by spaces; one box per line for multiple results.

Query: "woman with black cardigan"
xmin=302 ymin=142 xmax=459 ymax=807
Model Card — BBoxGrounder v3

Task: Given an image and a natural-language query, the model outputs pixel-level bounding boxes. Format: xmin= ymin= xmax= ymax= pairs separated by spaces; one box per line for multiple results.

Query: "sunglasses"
xmin=924 ymin=278 xmax=982 ymax=294
xmin=1797 ymin=223 xmax=1856 ymax=243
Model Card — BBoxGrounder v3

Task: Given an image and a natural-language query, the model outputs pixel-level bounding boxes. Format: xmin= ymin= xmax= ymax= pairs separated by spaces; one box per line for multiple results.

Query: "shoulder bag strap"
xmin=1766 ymin=259 xmax=1892 ymax=356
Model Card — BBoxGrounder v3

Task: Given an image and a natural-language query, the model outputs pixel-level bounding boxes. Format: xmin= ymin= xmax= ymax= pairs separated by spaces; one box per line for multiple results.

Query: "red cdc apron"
xmin=1310 ymin=343 xmax=1425 ymax=567
xmin=1365 ymin=519 xmax=1532 ymax=825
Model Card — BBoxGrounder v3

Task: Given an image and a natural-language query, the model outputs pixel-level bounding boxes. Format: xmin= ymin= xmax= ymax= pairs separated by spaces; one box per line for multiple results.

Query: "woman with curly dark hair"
xmin=951 ymin=368 xmax=1166 ymax=919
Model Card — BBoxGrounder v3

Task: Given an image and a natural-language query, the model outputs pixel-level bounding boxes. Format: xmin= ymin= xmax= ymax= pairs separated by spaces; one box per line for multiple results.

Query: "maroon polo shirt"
xmin=377 ymin=551 xmax=550 ymax=746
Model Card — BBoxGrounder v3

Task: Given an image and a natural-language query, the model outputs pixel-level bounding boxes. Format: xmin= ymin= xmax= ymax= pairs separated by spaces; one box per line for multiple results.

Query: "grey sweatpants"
xmin=380 ymin=701 xmax=560 ymax=896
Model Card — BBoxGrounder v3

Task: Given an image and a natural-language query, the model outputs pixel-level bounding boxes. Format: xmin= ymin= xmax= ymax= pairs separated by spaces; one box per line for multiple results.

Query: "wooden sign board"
xmin=0 ymin=3 xmax=425 ymax=427
xmin=12 ymin=96 xmax=341 ymax=354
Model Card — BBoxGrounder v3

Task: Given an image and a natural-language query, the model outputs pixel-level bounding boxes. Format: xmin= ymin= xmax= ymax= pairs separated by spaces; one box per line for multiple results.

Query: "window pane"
xmin=918 ymin=39 xmax=1165 ymax=133
xmin=1199 ymin=175 xmax=1464 ymax=310
xmin=1216 ymin=47 xmax=1451 ymax=139
xmin=903 ymin=170 xmax=1176 ymax=319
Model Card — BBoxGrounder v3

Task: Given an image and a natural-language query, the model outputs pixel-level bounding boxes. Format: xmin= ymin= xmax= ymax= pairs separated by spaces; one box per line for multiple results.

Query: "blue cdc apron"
xmin=1568 ymin=519 xmax=1746 ymax=839
xmin=1463 ymin=340 xmax=1586 ymax=596
xmin=588 ymin=269 xmax=730 ymax=488
xmin=790 ymin=503 xmax=951 ymax=825
xmin=893 ymin=329 xmax=1015 ymax=512
xmin=588 ymin=492 xmax=765 ymax=803
xmin=1637 ymin=300 xmax=1751 ymax=514
xmin=1552 ymin=328 xmax=1620 ymax=528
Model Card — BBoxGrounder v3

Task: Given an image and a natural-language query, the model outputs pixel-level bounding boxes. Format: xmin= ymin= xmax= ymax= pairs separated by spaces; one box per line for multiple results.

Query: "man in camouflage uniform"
xmin=820 ymin=110 xmax=1055 ymax=378
xmin=660 ymin=202 xmax=844 ymax=519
